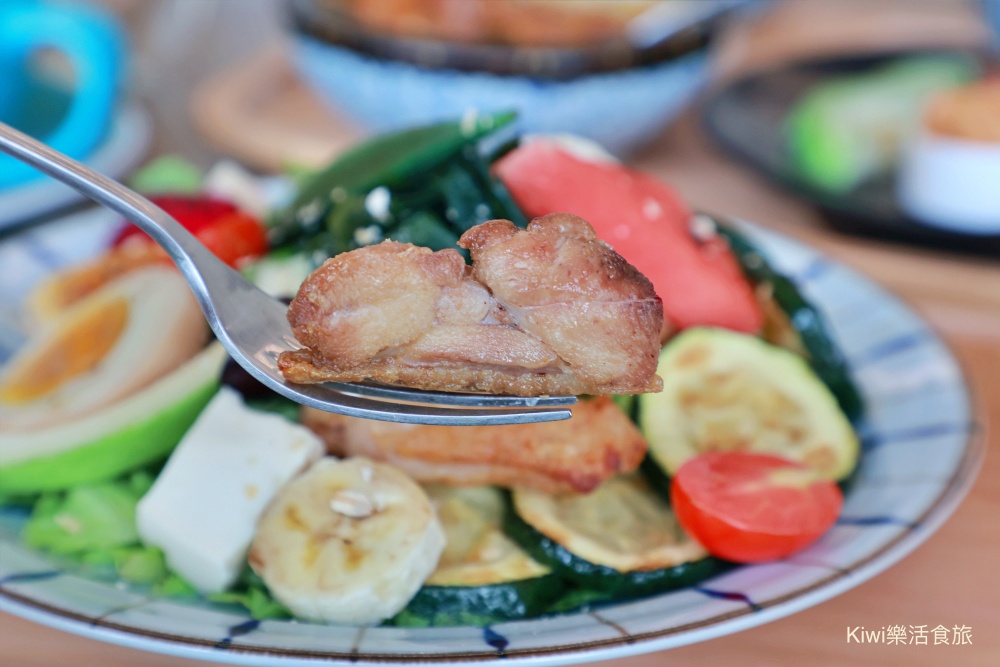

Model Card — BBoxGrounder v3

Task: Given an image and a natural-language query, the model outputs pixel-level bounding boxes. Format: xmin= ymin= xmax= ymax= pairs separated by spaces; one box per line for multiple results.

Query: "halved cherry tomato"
xmin=671 ymin=451 xmax=843 ymax=563
xmin=193 ymin=211 xmax=269 ymax=267
xmin=494 ymin=141 xmax=763 ymax=335
xmin=112 ymin=195 xmax=267 ymax=268
xmin=113 ymin=196 xmax=239 ymax=245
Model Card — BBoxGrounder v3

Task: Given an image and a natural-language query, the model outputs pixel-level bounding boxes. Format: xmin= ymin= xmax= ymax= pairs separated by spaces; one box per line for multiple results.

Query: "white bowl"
xmin=898 ymin=129 xmax=1000 ymax=234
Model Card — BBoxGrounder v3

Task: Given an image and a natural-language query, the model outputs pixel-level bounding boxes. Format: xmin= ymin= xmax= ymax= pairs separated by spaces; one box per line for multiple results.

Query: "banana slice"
xmin=248 ymin=457 xmax=445 ymax=625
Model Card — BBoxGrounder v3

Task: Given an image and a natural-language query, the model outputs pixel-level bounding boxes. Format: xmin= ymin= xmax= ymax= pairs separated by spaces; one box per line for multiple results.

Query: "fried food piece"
xmin=301 ymin=396 xmax=647 ymax=494
xmin=279 ymin=214 xmax=663 ymax=396
xmin=340 ymin=0 xmax=655 ymax=48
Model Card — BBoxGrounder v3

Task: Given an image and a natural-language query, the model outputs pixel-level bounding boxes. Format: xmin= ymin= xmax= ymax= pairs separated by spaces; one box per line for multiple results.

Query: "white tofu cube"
xmin=136 ymin=387 xmax=323 ymax=593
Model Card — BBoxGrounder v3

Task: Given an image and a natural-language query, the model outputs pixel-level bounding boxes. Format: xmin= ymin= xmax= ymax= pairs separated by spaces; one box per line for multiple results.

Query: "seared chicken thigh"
xmin=301 ymin=397 xmax=648 ymax=494
xmin=279 ymin=213 xmax=663 ymax=396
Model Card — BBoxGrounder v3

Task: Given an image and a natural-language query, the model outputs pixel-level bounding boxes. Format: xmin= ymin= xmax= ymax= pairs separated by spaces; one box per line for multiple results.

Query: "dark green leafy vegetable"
xmin=451 ymin=147 xmax=527 ymax=229
xmin=438 ymin=158 xmax=489 ymax=232
xmin=285 ymin=111 xmax=516 ymax=213
xmin=391 ymin=211 xmax=462 ymax=251
xmin=269 ymin=112 xmax=525 ymax=261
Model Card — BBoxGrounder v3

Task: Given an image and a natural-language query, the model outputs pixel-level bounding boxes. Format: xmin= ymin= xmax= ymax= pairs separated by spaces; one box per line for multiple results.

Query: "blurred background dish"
xmin=287 ymin=0 xmax=751 ymax=156
xmin=784 ymin=54 xmax=980 ymax=193
xmin=0 ymin=0 xmax=150 ymax=230
xmin=0 ymin=103 xmax=151 ymax=231
xmin=702 ymin=49 xmax=1000 ymax=256
xmin=897 ymin=79 xmax=1000 ymax=234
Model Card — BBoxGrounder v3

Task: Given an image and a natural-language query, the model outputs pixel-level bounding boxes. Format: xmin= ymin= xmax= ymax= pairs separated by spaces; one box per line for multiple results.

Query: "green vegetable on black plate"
xmin=786 ymin=55 xmax=978 ymax=192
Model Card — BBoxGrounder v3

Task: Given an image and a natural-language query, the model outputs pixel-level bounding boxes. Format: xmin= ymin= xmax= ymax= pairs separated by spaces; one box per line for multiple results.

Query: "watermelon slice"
xmin=494 ymin=140 xmax=762 ymax=334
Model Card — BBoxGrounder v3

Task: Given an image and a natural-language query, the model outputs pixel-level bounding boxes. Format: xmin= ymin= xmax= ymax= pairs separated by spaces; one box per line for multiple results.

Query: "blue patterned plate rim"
xmin=0 ymin=220 xmax=985 ymax=666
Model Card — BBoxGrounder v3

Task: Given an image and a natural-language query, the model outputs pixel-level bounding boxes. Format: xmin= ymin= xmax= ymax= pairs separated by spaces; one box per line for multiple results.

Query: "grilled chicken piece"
xmin=300 ymin=396 xmax=648 ymax=494
xmin=278 ymin=213 xmax=663 ymax=396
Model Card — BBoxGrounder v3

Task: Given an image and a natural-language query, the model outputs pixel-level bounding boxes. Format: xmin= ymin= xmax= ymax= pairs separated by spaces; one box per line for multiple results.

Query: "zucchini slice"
xmin=391 ymin=486 xmax=564 ymax=627
xmin=505 ymin=476 xmax=726 ymax=597
xmin=715 ymin=222 xmax=864 ymax=422
xmin=639 ymin=328 xmax=859 ymax=481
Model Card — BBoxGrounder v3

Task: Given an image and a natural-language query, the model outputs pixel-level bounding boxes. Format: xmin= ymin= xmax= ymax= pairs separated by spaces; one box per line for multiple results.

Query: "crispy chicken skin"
xmin=279 ymin=213 xmax=663 ymax=395
xmin=301 ymin=396 xmax=648 ymax=494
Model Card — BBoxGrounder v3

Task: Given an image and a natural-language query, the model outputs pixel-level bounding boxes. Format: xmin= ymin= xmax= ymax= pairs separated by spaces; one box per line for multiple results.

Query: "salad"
xmin=0 ymin=112 xmax=863 ymax=628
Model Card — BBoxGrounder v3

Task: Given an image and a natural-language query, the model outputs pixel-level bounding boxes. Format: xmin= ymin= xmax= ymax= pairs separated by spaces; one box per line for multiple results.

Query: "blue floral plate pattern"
xmin=0 ymin=216 xmax=983 ymax=665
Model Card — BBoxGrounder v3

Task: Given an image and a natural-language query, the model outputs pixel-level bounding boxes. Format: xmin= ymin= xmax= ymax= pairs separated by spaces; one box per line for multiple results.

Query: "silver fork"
xmin=0 ymin=122 xmax=574 ymax=425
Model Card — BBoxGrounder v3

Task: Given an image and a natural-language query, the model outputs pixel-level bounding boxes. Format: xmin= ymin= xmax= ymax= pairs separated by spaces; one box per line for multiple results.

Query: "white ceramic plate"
xmin=0 ymin=103 xmax=151 ymax=231
xmin=0 ymin=217 xmax=983 ymax=666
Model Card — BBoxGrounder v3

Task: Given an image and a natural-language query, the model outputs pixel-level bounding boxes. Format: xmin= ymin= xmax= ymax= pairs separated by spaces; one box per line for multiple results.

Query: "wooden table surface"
xmin=2 ymin=2 xmax=998 ymax=665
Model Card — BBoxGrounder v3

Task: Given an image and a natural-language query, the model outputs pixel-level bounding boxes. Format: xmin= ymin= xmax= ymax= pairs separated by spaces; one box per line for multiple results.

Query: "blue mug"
xmin=0 ymin=1 xmax=124 ymax=189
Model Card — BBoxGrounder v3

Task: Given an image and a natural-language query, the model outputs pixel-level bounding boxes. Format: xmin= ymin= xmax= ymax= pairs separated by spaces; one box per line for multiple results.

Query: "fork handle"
xmin=0 ymin=122 xmax=575 ymax=425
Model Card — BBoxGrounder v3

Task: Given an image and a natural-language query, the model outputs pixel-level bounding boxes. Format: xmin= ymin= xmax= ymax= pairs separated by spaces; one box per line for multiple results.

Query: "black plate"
xmin=701 ymin=49 xmax=1000 ymax=257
